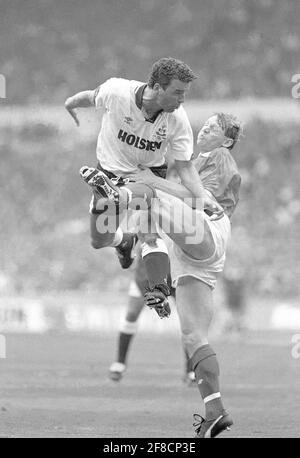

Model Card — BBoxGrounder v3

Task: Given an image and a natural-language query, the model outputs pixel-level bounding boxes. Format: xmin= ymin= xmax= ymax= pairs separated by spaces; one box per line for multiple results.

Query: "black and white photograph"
xmin=0 ymin=0 xmax=300 ymax=441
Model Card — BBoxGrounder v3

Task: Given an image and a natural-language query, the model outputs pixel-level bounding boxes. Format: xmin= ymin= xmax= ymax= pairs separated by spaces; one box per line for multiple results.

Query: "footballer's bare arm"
xmin=64 ymin=90 xmax=96 ymax=126
xmin=130 ymin=167 xmax=193 ymax=200
xmin=174 ymin=160 xmax=206 ymax=200
xmin=174 ymin=160 xmax=224 ymax=216
xmin=129 ymin=167 xmax=223 ymax=217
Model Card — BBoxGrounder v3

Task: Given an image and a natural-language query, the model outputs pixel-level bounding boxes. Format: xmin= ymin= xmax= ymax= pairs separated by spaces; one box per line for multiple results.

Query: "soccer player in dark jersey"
xmin=126 ymin=112 xmax=242 ymax=438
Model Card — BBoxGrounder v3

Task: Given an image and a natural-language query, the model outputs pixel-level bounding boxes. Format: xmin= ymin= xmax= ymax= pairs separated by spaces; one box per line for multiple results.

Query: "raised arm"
xmin=64 ymin=90 xmax=96 ymax=126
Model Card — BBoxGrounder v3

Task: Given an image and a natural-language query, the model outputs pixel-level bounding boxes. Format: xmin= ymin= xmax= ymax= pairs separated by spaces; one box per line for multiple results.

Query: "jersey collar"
xmin=135 ymin=84 xmax=163 ymax=123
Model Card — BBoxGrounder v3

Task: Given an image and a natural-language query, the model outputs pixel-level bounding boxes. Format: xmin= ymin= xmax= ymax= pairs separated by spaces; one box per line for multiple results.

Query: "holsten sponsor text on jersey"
xmin=118 ymin=129 xmax=162 ymax=152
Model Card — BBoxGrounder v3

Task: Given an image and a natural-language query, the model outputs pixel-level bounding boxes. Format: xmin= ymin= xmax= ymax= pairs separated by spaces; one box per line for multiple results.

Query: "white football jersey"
xmin=94 ymin=78 xmax=194 ymax=175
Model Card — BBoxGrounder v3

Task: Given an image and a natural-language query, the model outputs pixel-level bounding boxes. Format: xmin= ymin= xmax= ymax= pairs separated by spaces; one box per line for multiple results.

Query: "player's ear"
xmin=222 ymin=137 xmax=233 ymax=148
xmin=153 ymin=82 xmax=163 ymax=94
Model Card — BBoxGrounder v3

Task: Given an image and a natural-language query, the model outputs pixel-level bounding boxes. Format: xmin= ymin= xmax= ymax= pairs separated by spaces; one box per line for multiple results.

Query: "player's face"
xmin=197 ymin=115 xmax=227 ymax=151
xmin=156 ymin=79 xmax=190 ymax=112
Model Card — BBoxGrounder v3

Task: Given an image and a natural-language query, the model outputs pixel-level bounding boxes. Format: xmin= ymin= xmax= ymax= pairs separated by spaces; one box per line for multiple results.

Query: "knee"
xmin=128 ymin=183 xmax=157 ymax=209
xmin=126 ymin=310 xmax=141 ymax=322
xmin=181 ymin=330 xmax=208 ymax=358
xmin=126 ymin=297 xmax=144 ymax=321
xmin=90 ymin=228 xmax=115 ymax=249
xmin=90 ymin=238 xmax=111 ymax=249
xmin=91 ymin=239 xmax=101 ymax=249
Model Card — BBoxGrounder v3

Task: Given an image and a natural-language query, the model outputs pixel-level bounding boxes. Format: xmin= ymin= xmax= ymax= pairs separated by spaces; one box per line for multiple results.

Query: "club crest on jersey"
xmin=118 ymin=129 xmax=162 ymax=152
xmin=154 ymin=124 xmax=167 ymax=141
xmin=123 ymin=116 xmax=133 ymax=125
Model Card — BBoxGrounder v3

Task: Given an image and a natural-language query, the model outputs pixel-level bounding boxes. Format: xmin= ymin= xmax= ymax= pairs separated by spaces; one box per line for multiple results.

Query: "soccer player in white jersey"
xmin=120 ymin=112 xmax=242 ymax=438
xmin=65 ymin=58 xmax=222 ymax=315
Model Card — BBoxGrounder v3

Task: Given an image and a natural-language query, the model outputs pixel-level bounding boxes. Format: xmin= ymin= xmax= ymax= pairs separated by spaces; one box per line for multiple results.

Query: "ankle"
xmin=205 ymin=399 xmax=225 ymax=420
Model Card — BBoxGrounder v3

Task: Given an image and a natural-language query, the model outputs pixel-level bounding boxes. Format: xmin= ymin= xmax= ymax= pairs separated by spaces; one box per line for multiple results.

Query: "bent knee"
xmin=182 ymin=331 xmax=208 ymax=356
xmin=126 ymin=309 xmax=142 ymax=322
xmin=91 ymin=237 xmax=112 ymax=249
xmin=91 ymin=239 xmax=103 ymax=249
xmin=182 ymin=331 xmax=208 ymax=348
xmin=126 ymin=297 xmax=144 ymax=320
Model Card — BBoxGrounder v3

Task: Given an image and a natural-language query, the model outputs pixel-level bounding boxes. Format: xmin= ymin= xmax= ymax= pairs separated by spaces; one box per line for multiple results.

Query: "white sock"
xmin=111 ymin=227 xmax=123 ymax=247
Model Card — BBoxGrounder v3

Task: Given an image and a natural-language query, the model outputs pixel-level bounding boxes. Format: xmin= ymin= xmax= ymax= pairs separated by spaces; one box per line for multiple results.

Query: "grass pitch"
xmin=0 ymin=329 xmax=299 ymax=438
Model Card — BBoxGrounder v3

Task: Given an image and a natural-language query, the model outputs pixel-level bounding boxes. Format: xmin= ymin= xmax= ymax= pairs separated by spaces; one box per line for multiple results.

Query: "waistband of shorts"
xmin=172 ymin=273 xmax=216 ymax=290
xmin=97 ymin=162 xmax=167 ymax=179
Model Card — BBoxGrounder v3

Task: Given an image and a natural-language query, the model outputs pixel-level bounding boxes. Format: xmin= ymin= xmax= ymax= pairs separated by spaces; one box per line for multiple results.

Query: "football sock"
xmin=141 ymin=239 xmax=170 ymax=289
xmin=117 ymin=333 xmax=134 ymax=364
xmin=111 ymin=227 xmax=123 ymax=247
xmin=117 ymin=319 xmax=138 ymax=364
xmin=191 ymin=344 xmax=225 ymax=420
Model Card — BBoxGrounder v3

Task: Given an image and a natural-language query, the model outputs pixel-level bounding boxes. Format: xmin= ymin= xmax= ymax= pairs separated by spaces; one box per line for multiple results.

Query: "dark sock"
xmin=142 ymin=252 xmax=170 ymax=289
xmin=117 ymin=332 xmax=134 ymax=364
xmin=191 ymin=344 xmax=225 ymax=420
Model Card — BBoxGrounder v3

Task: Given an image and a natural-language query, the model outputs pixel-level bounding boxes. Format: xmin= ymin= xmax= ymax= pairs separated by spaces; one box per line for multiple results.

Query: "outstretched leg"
xmin=81 ymin=166 xmax=171 ymax=284
xmin=152 ymin=190 xmax=216 ymax=261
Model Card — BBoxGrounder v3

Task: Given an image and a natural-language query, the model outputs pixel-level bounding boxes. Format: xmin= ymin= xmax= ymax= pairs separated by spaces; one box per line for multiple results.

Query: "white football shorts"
xmin=166 ymin=213 xmax=231 ymax=289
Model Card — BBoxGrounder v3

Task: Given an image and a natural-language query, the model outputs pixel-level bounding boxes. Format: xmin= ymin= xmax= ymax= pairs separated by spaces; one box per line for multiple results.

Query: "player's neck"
xmin=141 ymin=87 xmax=162 ymax=118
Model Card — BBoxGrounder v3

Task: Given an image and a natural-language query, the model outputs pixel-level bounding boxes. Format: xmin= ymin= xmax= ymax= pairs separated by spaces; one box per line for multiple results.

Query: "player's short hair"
xmin=215 ymin=112 xmax=243 ymax=150
xmin=147 ymin=57 xmax=197 ymax=89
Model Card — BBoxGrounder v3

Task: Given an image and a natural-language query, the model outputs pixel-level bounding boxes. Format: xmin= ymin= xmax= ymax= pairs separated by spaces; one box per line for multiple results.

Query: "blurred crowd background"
xmin=1 ymin=0 xmax=300 ymax=103
xmin=1 ymin=0 xmax=300 ymax=307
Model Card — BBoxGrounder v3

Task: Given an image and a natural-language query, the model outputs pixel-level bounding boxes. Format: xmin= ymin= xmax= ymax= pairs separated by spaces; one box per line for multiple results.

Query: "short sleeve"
xmin=94 ymin=77 xmax=124 ymax=110
xmin=202 ymin=149 xmax=241 ymax=216
xmin=203 ymin=150 xmax=232 ymax=195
